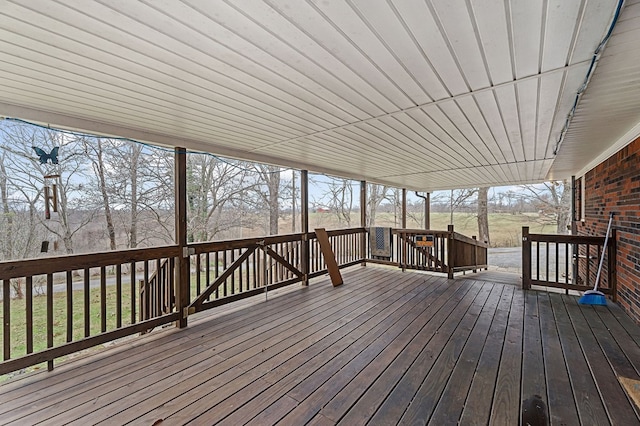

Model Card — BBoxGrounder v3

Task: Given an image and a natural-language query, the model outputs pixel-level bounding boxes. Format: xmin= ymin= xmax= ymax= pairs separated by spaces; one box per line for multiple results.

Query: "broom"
xmin=579 ymin=212 xmax=614 ymax=305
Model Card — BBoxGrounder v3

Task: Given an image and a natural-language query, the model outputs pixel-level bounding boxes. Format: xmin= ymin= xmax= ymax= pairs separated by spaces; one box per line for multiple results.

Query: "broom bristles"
xmin=579 ymin=290 xmax=607 ymax=306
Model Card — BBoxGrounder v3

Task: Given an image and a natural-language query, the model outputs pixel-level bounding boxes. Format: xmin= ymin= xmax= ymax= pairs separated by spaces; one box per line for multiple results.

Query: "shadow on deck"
xmin=0 ymin=266 xmax=639 ymax=425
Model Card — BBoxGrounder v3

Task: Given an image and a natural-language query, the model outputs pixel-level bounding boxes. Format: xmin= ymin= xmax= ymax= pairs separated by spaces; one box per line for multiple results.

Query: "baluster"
xmin=215 ymin=251 xmax=220 ymax=299
xmin=3 ymin=279 xmax=11 ymax=360
xmin=130 ymin=262 xmax=136 ymax=325
xmin=47 ymin=273 xmax=53 ymax=371
xmin=196 ymin=254 xmax=201 ymax=296
xmin=116 ymin=265 xmax=122 ymax=329
xmin=100 ymin=266 xmax=107 ymax=332
xmin=84 ymin=268 xmax=90 ymax=337
xmin=27 ymin=276 xmax=34 ymax=353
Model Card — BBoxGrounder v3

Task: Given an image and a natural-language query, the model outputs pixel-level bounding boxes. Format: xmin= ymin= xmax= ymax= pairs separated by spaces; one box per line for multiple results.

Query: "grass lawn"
xmin=307 ymin=211 xmax=558 ymax=247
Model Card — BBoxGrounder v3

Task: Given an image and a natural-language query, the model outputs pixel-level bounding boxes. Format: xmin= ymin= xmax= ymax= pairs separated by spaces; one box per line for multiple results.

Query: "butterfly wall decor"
xmin=32 ymin=146 xmax=59 ymax=165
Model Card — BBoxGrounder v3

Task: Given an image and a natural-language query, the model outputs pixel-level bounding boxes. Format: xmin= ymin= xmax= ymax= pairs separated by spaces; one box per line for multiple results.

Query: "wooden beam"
xmin=447 ymin=224 xmax=455 ymax=279
xmin=315 ymin=228 xmax=343 ymax=287
xmin=360 ymin=180 xmax=367 ymax=264
xmin=175 ymin=147 xmax=188 ymax=328
xmin=425 ymin=192 xmax=431 ymax=230
xmin=401 ymin=188 xmax=407 ymax=229
xmin=301 ymin=170 xmax=309 ymax=285
xmin=522 ymin=227 xmax=531 ymax=290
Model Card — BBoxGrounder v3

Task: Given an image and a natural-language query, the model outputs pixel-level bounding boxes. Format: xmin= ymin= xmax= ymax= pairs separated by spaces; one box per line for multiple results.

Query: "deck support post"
xmin=360 ymin=180 xmax=367 ymax=265
xmin=425 ymin=192 xmax=430 ymax=230
xmin=571 ymin=175 xmax=578 ymax=284
xmin=447 ymin=224 xmax=455 ymax=279
xmin=301 ymin=170 xmax=309 ymax=286
xmin=472 ymin=235 xmax=478 ymax=273
xmin=401 ymin=188 xmax=407 ymax=229
xmin=522 ymin=226 xmax=531 ymax=290
xmin=175 ymin=147 xmax=189 ymax=328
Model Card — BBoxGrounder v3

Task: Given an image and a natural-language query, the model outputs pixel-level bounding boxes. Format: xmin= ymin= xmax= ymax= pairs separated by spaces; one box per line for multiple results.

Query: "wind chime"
xmin=32 ymin=146 xmax=60 ymax=252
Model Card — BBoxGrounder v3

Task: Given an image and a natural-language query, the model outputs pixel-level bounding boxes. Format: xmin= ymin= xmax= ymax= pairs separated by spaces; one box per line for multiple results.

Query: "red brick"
xmin=576 ymin=135 xmax=640 ymax=324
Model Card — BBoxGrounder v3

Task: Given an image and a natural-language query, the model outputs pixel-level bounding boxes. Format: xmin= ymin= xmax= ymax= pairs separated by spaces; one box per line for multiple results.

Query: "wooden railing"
xmin=186 ymin=234 xmax=304 ymax=314
xmin=2 ymin=225 xmax=481 ymax=376
xmin=0 ymin=246 xmax=180 ymax=375
xmin=368 ymin=225 xmax=488 ymax=278
xmin=308 ymin=228 xmax=366 ymax=275
xmin=186 ymin=228 xmax=366 ymax=315
xmin=522 ymin=227 xmax=617 ymax=300
xmin=394 ymin=229 xmax=450 ymax=273
xmin=139 ymin=258 xmax=175 ymax=329
xmin=449 ymin=229 xmax=489 ymax=277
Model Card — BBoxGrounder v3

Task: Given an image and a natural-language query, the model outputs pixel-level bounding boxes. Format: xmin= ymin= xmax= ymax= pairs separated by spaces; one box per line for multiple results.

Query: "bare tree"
xmin=0 ymin=122 xmax=95 ymax=255
xmin=520 ymin=180 xmax=571 ymax=234
xmin=477 ymin=187 xmax=490 ymax=244
xmin=449 ymin=189 xmax=477 ymax=224
xmin=366 ymin=183 xmax=391 ymax=227
xmin=252 ymin=164 xmax=281 ymax=236
xmin=187 ymin=154 xmax=253 ymax=242
xmin=316 ymin=177 xmax=355 ymax=227
xmin=84 ymin=138 xmax=117 ymax=250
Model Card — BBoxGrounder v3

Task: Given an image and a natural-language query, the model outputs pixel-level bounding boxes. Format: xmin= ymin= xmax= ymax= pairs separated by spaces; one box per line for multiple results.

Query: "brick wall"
xmin=575 ymin=135 xmax=640 ymax=324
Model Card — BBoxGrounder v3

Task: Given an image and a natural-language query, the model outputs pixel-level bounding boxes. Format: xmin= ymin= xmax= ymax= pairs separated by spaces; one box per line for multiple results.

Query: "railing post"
xmin=608 ymin=228 xmax=617 ymax=302
xmin=447 ymin=224 xmax=455 ymax=279
xmin=425 ymin=192 xmax=431 ymax=230
xmin=522 ymin=227 xmax=531 ymax=290
xmin=401 ymin=188 xmax=407 ymax=229
xmin=360 ymin=180 xmax=367 ymax=265
xmin=401 ymin=231 xmax=406 ymax=272
xmin=472 ymin=236 xmax=477 ymax=273
xmin=175 ymin=147 xmax=189 ymax=328
xmin=301 ymin=170 xmax=310 ymax=285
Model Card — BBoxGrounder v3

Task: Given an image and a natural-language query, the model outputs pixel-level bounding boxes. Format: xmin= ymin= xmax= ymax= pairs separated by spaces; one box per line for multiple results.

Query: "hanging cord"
xmin=553 ymin=0 xmax=625 ymax=155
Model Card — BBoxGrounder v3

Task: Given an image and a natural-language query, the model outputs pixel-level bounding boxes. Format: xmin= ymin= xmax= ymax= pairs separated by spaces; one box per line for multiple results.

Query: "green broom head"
xmin=579 ymin=289 xmax=607 ymax=306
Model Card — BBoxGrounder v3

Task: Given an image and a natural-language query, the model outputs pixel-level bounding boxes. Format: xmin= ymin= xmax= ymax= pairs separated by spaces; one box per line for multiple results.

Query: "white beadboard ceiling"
xmin=0 ymin=0 xmax=638 ymax=191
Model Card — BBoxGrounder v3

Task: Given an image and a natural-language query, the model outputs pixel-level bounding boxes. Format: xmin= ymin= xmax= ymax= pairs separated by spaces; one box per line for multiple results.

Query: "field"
xmin=303 ymin=211 xmax=559 ymax=248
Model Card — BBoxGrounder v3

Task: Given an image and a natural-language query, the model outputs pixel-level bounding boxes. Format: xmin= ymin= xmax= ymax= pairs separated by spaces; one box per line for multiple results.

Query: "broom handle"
xmin=593 ymin=212 xmax=614 ymax=291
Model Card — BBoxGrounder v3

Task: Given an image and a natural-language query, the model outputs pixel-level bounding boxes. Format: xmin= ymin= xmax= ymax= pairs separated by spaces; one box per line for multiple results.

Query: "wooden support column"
xmin=401 ymin=188 xmax=407 ymax=229
xmin=571 ymin=176 xmax=578 ymax=284
xmin=360 ymin=180 xmax=367 ymax=265
xmin=447 ymin=224 xmax=455 ymax=279
xmin=175 ymin=147 xmax=189 ymax=328
xmin=522 ymin=226 xmax=531 ymax=290
xmin=301 ymin=170 xmax=310 ymax=286
xmin=425 ymin=192 xmax=431 ymax=230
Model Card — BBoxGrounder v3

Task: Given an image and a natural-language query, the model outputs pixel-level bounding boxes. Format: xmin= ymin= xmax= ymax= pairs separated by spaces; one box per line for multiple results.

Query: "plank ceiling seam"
xmin=255 ymin=62 xmax=588 ymax=153
xmin=8 ymin=1 xmax=346 ymax=130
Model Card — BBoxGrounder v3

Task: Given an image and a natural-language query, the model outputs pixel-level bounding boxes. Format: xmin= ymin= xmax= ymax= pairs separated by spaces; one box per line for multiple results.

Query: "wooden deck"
xmin=1 ymin=265 xmax=639 ymax=425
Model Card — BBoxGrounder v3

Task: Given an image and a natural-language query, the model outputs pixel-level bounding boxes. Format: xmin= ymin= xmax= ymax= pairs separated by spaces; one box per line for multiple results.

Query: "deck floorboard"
xmin=1 ymin=265 xmax=639 ymax=425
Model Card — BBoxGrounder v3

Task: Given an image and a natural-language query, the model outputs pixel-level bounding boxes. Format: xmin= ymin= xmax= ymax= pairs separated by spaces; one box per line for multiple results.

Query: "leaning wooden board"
xmin=315 ymin=228 xmax=343 ymax=287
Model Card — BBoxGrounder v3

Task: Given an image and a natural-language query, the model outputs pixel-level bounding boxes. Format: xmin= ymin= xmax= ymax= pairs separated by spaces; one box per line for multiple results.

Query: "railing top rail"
xmin=190 ymin=227 xmax=366 ymax=254
xmin=0 ymin=245 xmax=180 ymax=280
xmin=322 ymin=227 xmax=366 ymax=237
xmin=1 ymin=227 xmax=368 ymax=279
xmin=392 ymin=228 xmax=450 ymax=237
xmin=452 ymin=232 xmax=489 ymax=248
xmin=190 ymin=233 xmax=304 ymax=253
xmin=527 ymin=233 xmax=607 ymax=244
